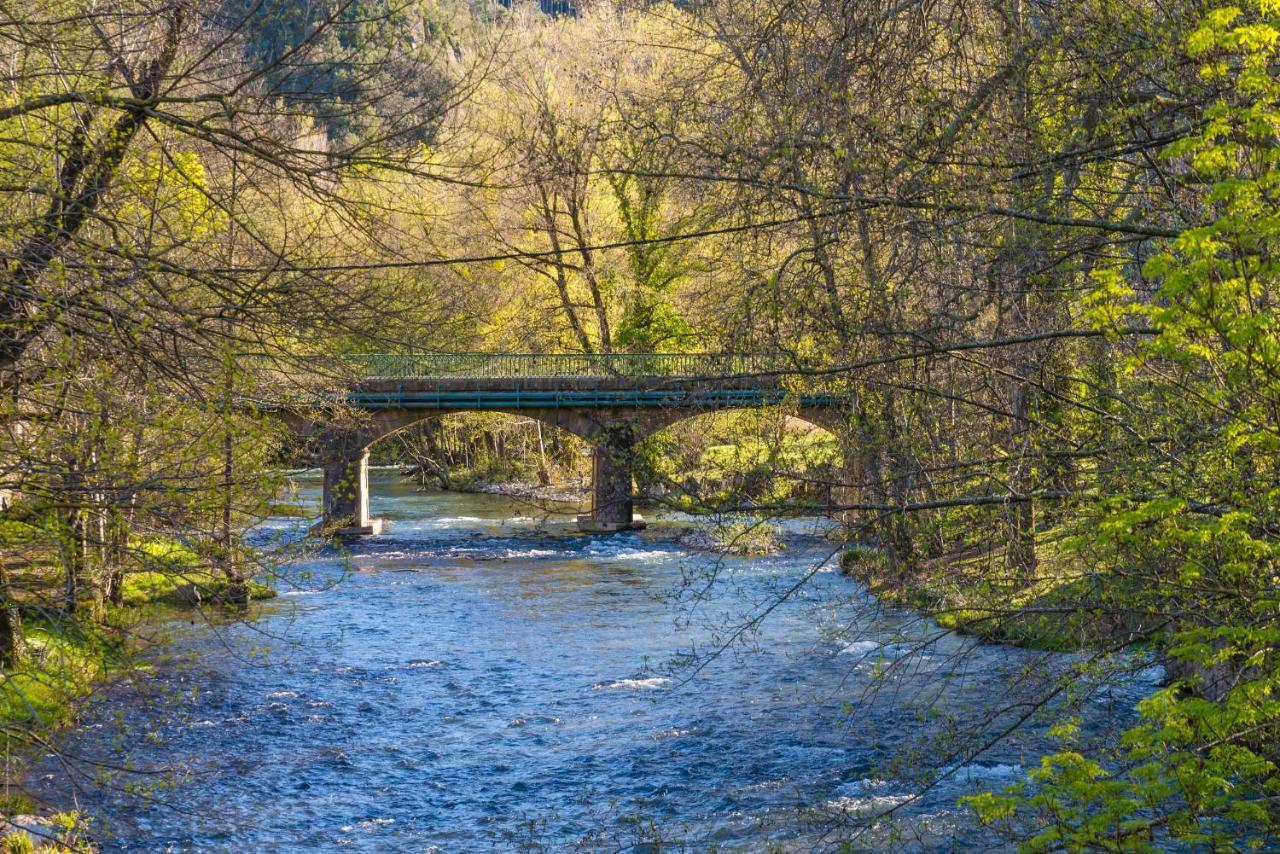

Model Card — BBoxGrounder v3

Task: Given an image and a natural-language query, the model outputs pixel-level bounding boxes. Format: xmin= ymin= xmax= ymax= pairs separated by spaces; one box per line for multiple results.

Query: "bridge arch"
xmin=286 ymin=406 xmax=682 ymax=536
xmin=289 ymin=406 xmax=853 ymax=537
xmin=628 ymin=406 xmax=851 ymax=511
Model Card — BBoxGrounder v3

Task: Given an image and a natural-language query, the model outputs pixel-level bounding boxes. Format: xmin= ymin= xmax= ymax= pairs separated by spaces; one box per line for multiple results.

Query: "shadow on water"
xmin=30 ymin=472 xmax=1159 ymax=852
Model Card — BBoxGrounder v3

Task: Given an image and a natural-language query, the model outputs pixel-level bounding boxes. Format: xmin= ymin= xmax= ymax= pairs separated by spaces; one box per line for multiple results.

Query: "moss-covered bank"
xmin=2 ymin=564 xmax=275 ymax=732
xmin=839 ymin=532 xmax=1144 ymax=652
xmin=0 ymin=536 xmax=277 ymax=849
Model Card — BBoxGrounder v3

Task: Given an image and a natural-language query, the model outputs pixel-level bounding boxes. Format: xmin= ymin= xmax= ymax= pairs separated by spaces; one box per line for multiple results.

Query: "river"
xmin=33 ymin=471 xmax=1159 ymax=851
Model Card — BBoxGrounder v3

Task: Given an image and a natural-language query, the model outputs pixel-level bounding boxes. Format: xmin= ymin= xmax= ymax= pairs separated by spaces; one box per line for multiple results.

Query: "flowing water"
xmin=33 ymin=471 xmax=1159 ymax=851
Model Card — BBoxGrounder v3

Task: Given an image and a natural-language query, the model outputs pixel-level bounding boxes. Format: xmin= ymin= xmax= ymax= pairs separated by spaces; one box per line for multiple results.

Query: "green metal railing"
xmin=344 ymin=353 xmax=783 ymax=380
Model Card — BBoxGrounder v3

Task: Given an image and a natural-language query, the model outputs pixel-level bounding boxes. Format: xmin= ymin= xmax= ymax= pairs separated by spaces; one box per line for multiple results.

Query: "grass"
xmin=0 ymin=616 xmax=116 ymax=729
xmin=119 ymin=568 xmax=275 ymax=608
xmin=679 ymin=519 xmax=785 ymax=556
xmin=0 ymin=536 xmax=276 ymax=734
xmin=122 ymin=538 xmax=276 ymax=607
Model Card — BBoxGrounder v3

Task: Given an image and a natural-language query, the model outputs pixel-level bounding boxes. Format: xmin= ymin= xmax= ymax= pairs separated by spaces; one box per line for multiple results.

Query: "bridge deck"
xmin=325 ymin=353 xmax=838 ymax=409
xmin=348 ymin=382 xmax=821 ymax=409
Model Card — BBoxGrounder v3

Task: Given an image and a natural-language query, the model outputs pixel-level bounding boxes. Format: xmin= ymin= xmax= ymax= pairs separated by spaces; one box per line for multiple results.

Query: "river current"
xmin=35 ymin=471 xmax=1159 ymax=851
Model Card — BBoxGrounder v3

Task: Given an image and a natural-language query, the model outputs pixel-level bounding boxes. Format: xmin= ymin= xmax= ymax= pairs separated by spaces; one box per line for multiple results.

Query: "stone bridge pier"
xmin=580 ymin=424 xmax=641 ymax=533
xmin=322 ymin=446 xmax=382 ymax=537
xmin=300 ymin=425 xmax=386 ymax=537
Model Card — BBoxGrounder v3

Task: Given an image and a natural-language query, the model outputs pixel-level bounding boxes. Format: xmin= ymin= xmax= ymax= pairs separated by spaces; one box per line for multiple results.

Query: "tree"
xmin=439 ymin=8 xmax=707 ymax=355
xmin=0 ymin=0 xmax=473 ymax=696
xmin=967 ymin=2 xmax=1280 ymax=846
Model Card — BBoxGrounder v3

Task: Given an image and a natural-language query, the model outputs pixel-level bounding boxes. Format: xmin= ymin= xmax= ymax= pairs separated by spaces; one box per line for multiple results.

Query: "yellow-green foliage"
xmin=0 ymin=811 xmax=94 ymax=853
xmin=1 ymin=834 xmax=35 ymax=854
xmin=133 ymin=538 xmax=202 ymax=571
xmin=699 ymin=430 xmax=839 ymax=475
xmin=967 ymin=5 xmax=1280 ymax=845
xmin=643 ymin=411 xmax=841 ymax=507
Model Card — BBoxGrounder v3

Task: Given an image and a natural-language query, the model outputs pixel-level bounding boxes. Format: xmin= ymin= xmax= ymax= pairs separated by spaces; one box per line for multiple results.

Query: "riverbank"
xmin=0 ymin=540 xmax=277 ymax=850
xmin=839 ymin=531 xmax=1130 ymax=652
xmin=395 ymin=462 xmax=589 ymax=504
xmin=467 ymin=478 xmax=587 ymax=504
xmin=2 ymin=571 xmax=277 ymax=720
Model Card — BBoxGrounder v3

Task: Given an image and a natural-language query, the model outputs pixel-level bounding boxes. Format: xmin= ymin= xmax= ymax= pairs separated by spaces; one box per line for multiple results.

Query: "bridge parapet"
xmin=345 ymin=352 xmax=784 ymax=380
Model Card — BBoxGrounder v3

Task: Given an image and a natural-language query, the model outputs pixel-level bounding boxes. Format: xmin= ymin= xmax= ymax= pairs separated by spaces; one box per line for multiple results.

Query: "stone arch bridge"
xmin=278 ymin=354 xmax=847 ymax=536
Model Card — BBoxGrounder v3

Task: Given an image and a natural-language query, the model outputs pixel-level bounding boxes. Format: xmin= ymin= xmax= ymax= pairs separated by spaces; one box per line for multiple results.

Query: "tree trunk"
xmin=0 ymin=562 xmax=22 ymax=668
xmin=1003 ymin=0 xmax=1039 ymax=585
